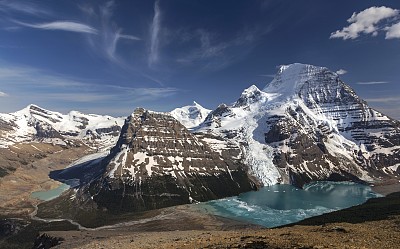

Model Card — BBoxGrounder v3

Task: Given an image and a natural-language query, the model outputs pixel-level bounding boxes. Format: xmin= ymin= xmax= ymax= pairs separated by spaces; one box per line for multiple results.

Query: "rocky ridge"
xmin=70 ymin=108 xmax=257 ymax=213
xmin=0 ymin=104 xmax=124 ymax=151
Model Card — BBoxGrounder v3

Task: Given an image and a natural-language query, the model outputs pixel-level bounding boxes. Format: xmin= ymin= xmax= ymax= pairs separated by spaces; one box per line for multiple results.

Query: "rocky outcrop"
xmin=74 ymin=108 xmax=258 ymax=213
xmin=32 ymin=233 xmax=64 ymax=249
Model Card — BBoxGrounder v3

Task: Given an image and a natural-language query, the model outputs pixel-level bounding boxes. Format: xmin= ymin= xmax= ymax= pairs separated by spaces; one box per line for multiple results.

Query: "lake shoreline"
xmin=370 ymin=179 xmax=400 ymax=196
xmin=37 ymin=191 xmax=400 ymax=249
xmin=4 ymin=181 xmax=400 ymax=248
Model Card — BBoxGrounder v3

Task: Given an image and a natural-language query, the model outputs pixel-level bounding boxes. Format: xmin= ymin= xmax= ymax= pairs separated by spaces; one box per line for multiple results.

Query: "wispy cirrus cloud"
xmin=0 ymin=0 xmax=51 ymax=16
xmin=14 ymin=20 xmax=98 ymax=34
xmin=84 ymin=1 xmax=143 ymax=72
xmin=4 ymin=1 xmax=142 ymax=76
xmin=0 ymin=64 xmax=176 ymax=103
xmin=366 ymin=96 xmax=399 ymax=102
xmin=364 ymin=95 xmax=400 ymax=119
xmin=149 ymin=0 xmax=161 ymax=67
xmin=330 ymin=6 xmax=400 ymax=40
xmin=0 ymin=62 xmax=181 ymax=114
xmin=174 ymin=27 xmax=269 ymax=71
xmin=357 ymin=81 xmax=389 ymax=85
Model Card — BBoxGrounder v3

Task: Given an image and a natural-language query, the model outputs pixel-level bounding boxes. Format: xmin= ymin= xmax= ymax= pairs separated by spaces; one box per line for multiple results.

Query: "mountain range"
xmin=1 ymin=63 xmax=399 ymax=215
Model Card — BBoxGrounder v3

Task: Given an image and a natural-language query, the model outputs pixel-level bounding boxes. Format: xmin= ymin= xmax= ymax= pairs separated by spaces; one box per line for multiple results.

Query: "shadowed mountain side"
xmin=49 ymin=155 xmax=107 ymax=187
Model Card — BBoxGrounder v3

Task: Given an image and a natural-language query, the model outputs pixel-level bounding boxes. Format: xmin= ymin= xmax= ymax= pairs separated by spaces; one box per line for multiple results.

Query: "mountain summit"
xmin=169 ymin=101 xmax=211 ymax=129
xmin=0 ymin=104 xmax=124 ymax=150
xmin=197 ymin=63 xmax=400 ymax=187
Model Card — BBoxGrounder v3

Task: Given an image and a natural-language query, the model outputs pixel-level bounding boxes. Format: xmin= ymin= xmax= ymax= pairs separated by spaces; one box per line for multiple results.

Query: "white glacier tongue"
xmin=241 ymin=108 xmax=282 ymax=186
xmin=196 ymin=86 xmax=282 ymax=186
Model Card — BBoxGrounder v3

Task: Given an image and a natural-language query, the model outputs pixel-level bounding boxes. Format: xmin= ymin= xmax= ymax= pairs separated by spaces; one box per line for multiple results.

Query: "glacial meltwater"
xmin=197 ymin=181 xmax=381 ymax=228
xmin=31 ymin=183 xmax=70 ymax=201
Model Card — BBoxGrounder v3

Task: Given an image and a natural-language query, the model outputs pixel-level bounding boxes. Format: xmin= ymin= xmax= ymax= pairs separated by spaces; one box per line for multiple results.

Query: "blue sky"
xmin=0 ymin=0 xmax=399 ymax=119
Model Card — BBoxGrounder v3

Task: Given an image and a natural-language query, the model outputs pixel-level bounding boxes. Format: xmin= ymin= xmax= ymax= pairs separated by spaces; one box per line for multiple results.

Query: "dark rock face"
xmin=32 ymin=233 xmax=64 ymax=249
xmin=34 ymin=121 xmax=63 ymax=140
xmin=264 ymin=66 xmax=400 ymax=187
xmin=95 ymin=125 xmax=121 ymax=136
xmin=76 ymin=108 xmax=258 ymax=213
xmin=203 ymin=104 xmax=234 ymax=128
xmin=0 ymin=219 xmax=27 ymax=238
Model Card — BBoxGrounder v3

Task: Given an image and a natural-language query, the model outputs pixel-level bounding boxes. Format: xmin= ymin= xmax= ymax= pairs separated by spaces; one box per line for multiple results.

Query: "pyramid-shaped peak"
xmin=277 ymin=63 xmax=328 ymax=74
xmin=234 ymin=85 xmax=266 ymax=107
xmin=263 ymin=63 xmax=337 ymax=95
xmin=241 ymin=85 xmax=261 ymax=96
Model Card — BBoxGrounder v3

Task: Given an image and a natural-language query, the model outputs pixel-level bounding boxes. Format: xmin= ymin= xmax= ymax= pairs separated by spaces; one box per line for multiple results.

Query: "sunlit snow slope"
xmin=196 ymin=63 xmax=400 ymax=187
xmin=0 ymin=104 xmax=124 ymax=151
xmin=169 ymin=101 xmax=211 ymax=129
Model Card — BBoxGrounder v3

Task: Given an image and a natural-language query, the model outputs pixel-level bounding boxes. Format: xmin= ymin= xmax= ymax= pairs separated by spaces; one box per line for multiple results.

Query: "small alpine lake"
xmin=31 ymin=179 xmax=79 ymax=201
xmin=196 ymin=181 xmax=381 ymax=228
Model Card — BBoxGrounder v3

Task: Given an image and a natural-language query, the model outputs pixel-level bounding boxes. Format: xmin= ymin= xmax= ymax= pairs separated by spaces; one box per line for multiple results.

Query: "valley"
xmin=0 ymin=63 xmax=399 ymax=249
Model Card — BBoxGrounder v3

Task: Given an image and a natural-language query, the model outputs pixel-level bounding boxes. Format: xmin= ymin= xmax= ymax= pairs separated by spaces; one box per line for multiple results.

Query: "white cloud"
xmin=118 ymin=34 xmax=141 ymax=41
xmin=44 ymin=93 xmax=116 ymax=102
xmin=0 ymin=63 xmax=180 ymax=108
xmin=83 ymin=1 xmax=142 ymax=78
xmin=0 ymin=1 xmax=51 ymax=16
xmin=336 ymin=69 xmax=347 ymax=75
xmin=385 ymin=22 xmax=400 ymax=39
xmin=356 ymin=81 xmax=389 ymax=85
xmin=363 ymin=96 xmax=400 ymax=119
xmin=365 ymin=96 xmax=399 ymax=102
xmin=149 ymin=0 xmax=161 ymax=67
xmin=175 ymin=27 xmax=265 ymax=71
xmin=330 ymin=6 xmax=399 ymax=40
xmin=15 ymin=20 xmax=98 ymax=34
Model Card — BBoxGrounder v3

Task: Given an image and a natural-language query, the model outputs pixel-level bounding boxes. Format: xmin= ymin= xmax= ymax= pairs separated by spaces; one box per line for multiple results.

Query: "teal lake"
xmin=31 ymin=183 xmax=70 ymax=201
xmin=197 ymin=181 xmax=381 ymax=228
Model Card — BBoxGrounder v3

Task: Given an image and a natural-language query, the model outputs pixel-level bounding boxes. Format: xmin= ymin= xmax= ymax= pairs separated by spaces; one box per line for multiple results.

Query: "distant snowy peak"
xmin=169 ymin=101 xmax=211 ymax=129
xmin=0 ymin=104 xmax=124 ymax=150
xmin=234 ymin=85 xmax=268 ymax=107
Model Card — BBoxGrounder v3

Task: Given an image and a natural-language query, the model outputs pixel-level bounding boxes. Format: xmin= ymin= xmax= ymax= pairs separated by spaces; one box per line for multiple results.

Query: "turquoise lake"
xmin=31 ymin=183 xmax=71 ymax=201
xmin=196 ymin=181 xmax=381 ymax=228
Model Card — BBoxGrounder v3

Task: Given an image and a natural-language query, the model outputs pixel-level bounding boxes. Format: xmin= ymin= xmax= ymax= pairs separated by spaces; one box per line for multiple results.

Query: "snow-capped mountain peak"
xmin=264 ymin=63 xmax=335 ymax=97
xmin=169 ymin=101 xmax=211 ymax=129
xmin=0 ymin=105 xmax=124 ymax=150
xmin=196 ymin=63 xmax=400 ymax=187
xmin=234 ymin=84 xmax=273 ymax=108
